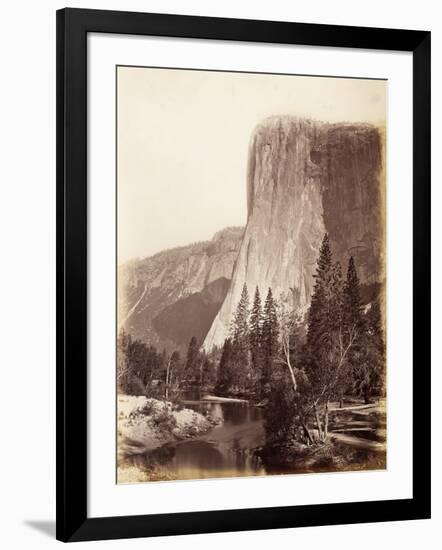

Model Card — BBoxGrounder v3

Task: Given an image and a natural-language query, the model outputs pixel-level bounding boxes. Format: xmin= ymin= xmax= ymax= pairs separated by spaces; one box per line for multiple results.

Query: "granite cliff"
xmin=203 ymin=116 xmax=384 ymax=350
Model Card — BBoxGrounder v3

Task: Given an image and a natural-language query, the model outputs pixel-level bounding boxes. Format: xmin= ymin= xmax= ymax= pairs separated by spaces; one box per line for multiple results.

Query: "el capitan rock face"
xmin=203 ymin=116 xmax=384 ymax=350
xmin=118 ymin=227 xmax=244 ymax=352
xmin=317 ymin=123 xmax=385 ymax=284
xmin=119 ymin=116 xmax=384 ymax=353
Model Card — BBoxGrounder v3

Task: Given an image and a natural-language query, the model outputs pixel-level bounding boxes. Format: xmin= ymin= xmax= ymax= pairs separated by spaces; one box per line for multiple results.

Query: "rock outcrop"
xmin=204 ymin=116 xmax=384 ymax=350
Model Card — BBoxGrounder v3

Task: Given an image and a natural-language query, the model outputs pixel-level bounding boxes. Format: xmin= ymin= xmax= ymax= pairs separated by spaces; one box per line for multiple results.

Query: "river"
xmin=122 ymin=396 xmax=387 ymax=481
xmin=126 ymin=395 xmax=267 ymax=480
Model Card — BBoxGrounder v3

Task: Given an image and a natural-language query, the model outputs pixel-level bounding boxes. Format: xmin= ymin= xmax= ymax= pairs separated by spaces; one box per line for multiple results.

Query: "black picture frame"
xmin=56 ymin=7 xmax=431 ymax=543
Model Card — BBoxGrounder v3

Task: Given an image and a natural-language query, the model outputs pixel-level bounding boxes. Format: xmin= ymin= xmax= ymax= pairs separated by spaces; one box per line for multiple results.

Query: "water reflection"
xmin=124 ymin=398 xmax=266 ymax=480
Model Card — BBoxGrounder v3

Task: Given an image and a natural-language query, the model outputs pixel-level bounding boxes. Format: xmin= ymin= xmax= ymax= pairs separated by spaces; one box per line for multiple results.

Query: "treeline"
xmin=117 ymin=233 xmax=385 ymax=446
xmin=117 ymin=331 xmax=216 ymax=400
xmin=266 ymin=234 xmax=385 ymax=445
xmin=213 ymin=233 xmax=385 ymax=445
xmin=214 ymin=284 xmax=280 ymax=398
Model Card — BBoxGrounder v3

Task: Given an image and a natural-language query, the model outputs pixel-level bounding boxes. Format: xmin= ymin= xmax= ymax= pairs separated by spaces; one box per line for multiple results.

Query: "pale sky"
xmin=117 ymin=66 xmax=386 ymax=263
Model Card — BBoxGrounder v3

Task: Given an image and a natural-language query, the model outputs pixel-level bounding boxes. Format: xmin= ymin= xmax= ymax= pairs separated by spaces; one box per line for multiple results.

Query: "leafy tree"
xmin=263 ymin=369 xmax=313 ymax=447
xmin=117 ymin=328 xmax=166 ymax=396
xmin=265 ymin=306 xmax=314 ymax=446
xmin=164 ymin=350 xmax=181 ymax=400
xmin=276 ymin=305 xmax=303 ymax=392
xmin=263 ymin=377 xmax=298 ymax=445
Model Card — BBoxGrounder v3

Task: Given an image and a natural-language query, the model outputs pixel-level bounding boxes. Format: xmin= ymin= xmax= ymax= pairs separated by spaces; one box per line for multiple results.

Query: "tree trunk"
xmin=301 ymin=420 xmax=314 ymax=445
xmin=314 ymin=404 xmax=323 ymax=442
xmin=323 ymin=400 xmax=329 ymax=441
xmin=284 ymin=352 xmax=297 ymax=392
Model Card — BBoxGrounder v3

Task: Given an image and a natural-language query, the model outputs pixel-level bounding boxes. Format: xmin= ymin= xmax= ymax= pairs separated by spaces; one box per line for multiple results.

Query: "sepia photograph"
xmin=116 ymin=66 xmax=387 ymax=484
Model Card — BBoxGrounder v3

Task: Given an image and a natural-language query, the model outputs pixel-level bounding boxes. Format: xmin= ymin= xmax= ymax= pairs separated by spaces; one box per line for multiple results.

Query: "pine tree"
xmin=329 ymin=260 xmax=344 ymax=336
xmin=353 ymin=297 xmax=385 ymax=403
xmin=231 ymin=283 xmax=250 ymax=344
xmin=343 ymin=256 xmax=364 ymax=339
xmin=201 ymin=356 xmax=215 ymax=388
xmin=367 ymin=297 xmax=386 ymax=391
xmin=305 ymin=234 xmax=343 ymax=379
xmin=305 ymin=235 xmax=353 ymax=439
xmin=250 ymin=286 xmax=262 ymax=345
xmin=185 ymin=336 xmax=199 ymax=384
xmin=340 ymin=256 xmax=364 ymax=397
xmin=117 ymin=328 xmax=132 ymax=393
xmin=227 ymin=283 xmax=251 ymax=392
xmin=249 ymin=286 xmax=263 ymax=377
xmin=306 ymin=233 xmax=333 ymax=351
xmin=261 ymin=287 xmax=279 ymax=395
xmin=215 ymin=338 xmax=234 ymax=395
xmin=367 ymin=298 xmax=385 ymax=355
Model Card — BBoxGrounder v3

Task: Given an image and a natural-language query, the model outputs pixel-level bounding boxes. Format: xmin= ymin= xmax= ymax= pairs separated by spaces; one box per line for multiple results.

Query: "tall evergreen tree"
xmin=117 ymin=328 xmax=132 ymax=393
xmin=185 ymin=336 xmax=199 ymax=383
xmin=343 ymin=256 xmax=364 ymax=338
xmin=305 ymin=234 xmax=344 ymax=390
xmin=353 ymin=297 xmax=385 ymax=403
xmin=229 ymin=283 xmax=251 ymax=391
xmin=250 ymin=286 xmax=262 ymax=345
xmin=341 ymin=256 xmax=366 ymax=398
xmin=261 ymin=287 xmax=279 ymax=395
xmin=249 ymin=286 xmax=263 ymax=377
xmin=367 ymin=298 xmax=385 ymax=355
xmin=231 ymin=283 xmax=250 ymax=344
xmin=328 ymin=260 xmax=345 ymax=347
xmin=367 ymin=297 xmax=386 ymax=393
xmin=305 ymin=235 xmax=353 ymax=439
xmin=215 ymin=338 xmax=234 ymax=395
xmin=306 ymin=233 xmax=333 ymax=351
xmin=201 ymin=355 xmax=215 ymax=388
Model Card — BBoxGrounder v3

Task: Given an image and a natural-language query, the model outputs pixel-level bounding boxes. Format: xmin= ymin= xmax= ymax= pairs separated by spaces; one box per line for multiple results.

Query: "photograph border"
xmin=56 ymin=8 xmax=431 ymax=542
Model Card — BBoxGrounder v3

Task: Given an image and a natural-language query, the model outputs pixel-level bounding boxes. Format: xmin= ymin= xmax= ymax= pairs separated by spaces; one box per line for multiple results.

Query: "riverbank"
xmin=117 ymin=395 xmax=215 ymax=483
xmin=259 ymin=439 xmax=386 ymax=475
xmin=259 ymin=400 xmax=386 ymax=474
xmin=118 ymin=395 xmax=386 ymax=482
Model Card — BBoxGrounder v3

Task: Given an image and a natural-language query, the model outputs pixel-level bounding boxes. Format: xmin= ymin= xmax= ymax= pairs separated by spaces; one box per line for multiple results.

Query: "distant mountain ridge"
xmin=118 ymin=227 xmax=244 ymax=352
